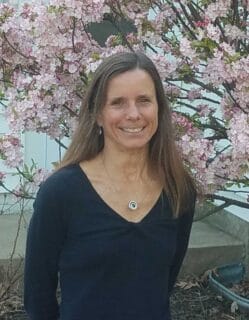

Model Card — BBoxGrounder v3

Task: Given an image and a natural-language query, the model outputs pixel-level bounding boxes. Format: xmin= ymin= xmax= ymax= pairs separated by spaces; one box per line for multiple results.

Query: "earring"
xmin=99 ymin=126 xmax=103 ymax=136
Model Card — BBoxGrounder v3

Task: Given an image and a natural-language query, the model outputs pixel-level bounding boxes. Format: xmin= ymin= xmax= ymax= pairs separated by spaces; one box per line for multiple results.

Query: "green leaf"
xmin=224 ymin=52 xmax=241 ymax=64
xmin=178 ymin=63 xmax=195 ymax=81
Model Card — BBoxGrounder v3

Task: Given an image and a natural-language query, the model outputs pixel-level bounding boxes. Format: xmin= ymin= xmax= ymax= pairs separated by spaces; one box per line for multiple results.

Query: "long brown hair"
xmin=60 ymin=51 xmax=196 ymax=217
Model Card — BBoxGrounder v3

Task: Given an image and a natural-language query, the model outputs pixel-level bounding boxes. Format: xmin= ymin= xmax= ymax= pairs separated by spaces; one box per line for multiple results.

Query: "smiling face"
xmin=97 ymin=68 xmax=159 ymax=153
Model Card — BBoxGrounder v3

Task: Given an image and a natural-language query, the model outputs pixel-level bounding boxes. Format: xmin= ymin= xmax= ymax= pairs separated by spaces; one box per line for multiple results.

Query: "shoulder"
xmin=37 ymin=164 xmax=82 ymax=199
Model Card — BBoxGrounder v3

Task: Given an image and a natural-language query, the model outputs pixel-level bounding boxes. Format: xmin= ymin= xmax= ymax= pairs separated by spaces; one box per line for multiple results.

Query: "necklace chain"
xmin=102 ymin=157 xmax=148 ymax=211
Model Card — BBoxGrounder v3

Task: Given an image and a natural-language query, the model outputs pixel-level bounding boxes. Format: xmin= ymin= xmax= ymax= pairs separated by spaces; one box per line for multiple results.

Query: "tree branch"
xmin=207 ymin=145 xmax=230 ymax=163
xmin=175 ymin=103 xmax=227 ymax=138
xmin=215 ymin=174 xmax=249 ymax=185
xmin=3 ymin=33 xmax=32 ymax=61
xmin=55 ymin=138 xmax=68 ymax=149
xmin=63 ymin=103 xmax=78 ymax=117
xmin=72 ymin=17 xmax=76 ymax=52
xmin=0 ymin=101 xmax=8 ymax=108
xmin=206 ymin=193 xmax=249 ymax=209
xmin=165 ymin=0 xmax=197 ymax=40
xmin=143 ymin=41 xmax=158 ymax=53
xmin=222 ymin=189 xmax=249 ymax=194
xmin=189 ymin=1 xmax=205 ymax=15
xmin=191 ymin=78 xmax=223 ymax=97
xmin=177 ymin=95 xmax=220 ymax=105
xmin=0 ymin=182 xmax=35 ymax=200
xmin=179 ymin=1 xmax=198 ymax=31
xmin=169 ymin=77 xmax=223 ymax=97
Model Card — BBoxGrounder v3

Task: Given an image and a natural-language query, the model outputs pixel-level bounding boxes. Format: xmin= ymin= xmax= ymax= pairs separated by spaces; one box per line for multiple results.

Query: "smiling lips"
xmin=121 ymin=127 xmax=144 ymax=133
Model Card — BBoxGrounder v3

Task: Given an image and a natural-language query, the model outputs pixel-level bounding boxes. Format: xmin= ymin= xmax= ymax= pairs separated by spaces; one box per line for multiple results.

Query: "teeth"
xmin=122 ymin=128 xmax=143 ymax=133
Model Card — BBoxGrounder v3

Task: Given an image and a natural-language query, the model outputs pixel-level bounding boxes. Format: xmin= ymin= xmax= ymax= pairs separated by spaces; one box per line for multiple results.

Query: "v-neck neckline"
xmin=76 ymin=164 xmax=163 ymax=225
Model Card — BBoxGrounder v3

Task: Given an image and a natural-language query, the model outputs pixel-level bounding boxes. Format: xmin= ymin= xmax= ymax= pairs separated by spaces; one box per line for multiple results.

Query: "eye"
xmin=112 ymin=100 xmax=121 ymax=106
xmin=137 ymin=96 xmax=151 ymax=104
xmin=109 ymin=98 xmax=126 ymax=109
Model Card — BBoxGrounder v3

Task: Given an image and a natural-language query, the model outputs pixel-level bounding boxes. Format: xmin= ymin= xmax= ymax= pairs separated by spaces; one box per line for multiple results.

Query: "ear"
xmin=96 ymin=112 xmax=103 ymax=127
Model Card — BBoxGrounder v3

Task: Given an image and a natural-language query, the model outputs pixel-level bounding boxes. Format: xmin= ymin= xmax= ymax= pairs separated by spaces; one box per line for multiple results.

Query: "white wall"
xmin=24 ymin=132 xmax=64 ymax=170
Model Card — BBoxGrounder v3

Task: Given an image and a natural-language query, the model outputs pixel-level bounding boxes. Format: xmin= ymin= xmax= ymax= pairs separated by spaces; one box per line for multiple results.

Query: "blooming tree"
xmin=0 ymin=0 xmax=248 ymax=212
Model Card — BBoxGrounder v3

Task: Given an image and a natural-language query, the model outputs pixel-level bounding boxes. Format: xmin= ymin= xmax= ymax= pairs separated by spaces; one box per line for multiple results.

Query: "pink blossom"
xmin=0 ymin=172 xmax=5 ymax=183
xmin=180 ymin=38 xmax=197 ymax=60
xmin=0 ymin=135 xmax=23 ymax=168
xmin=194 ymin=19 xmax=209 ymax=28
xmin=172 ymin=113 xmax=195 ymax=135
xmin=187 ymin=88 xmax=202 ymax=101
xmin=205 ymin=0 xmax=231 ymax=21
xmin=228 ymin=113 xmax=249 ymax=157
xmin=149 ymin=53 xmax=177 ymax=79
xmin=164 ymin=85 xmax=181 ymax=98
xmin=196 ymin=104 xmax=213 ymax=117
xmin=203 ymin=49 xmax=233 ymax=86
xmin=206 ymin=24 xmax=221 ymax=43
xmin=177 ymin=133 xmax=217 ymax=192
xmin=151 ymin=4 xmax=176 ymax=32
xmin=224 ymin=24 xmax=246 ymax=41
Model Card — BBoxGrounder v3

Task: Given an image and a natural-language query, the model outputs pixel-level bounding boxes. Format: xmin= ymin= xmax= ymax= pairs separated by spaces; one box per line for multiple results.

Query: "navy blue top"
xmin=24 ymin=164 xmax=195 ymax=320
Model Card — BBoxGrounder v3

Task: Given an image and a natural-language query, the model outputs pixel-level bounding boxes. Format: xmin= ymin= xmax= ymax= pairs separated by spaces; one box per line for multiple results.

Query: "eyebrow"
xmin=108 ymin=94 xmax=153 ymax=103
xmin=137 ymin=94 xmax=152 ymax=99
xmin=108 ymin=97 xmax=124 ymax=104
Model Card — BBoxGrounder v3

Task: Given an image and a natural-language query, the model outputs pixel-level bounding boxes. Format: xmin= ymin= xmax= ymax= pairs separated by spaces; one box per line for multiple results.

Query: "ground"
xmin=171 ymin=285 xmax=248 ymax=319
xmin=0 ymin=278 xmax=248 ymax=320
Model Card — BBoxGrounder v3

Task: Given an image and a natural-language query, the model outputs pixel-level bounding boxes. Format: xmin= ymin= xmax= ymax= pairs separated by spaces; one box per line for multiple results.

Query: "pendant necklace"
xmin=128 ymin=200 xmax=138 ymax=211
xmin=102 ymin=157 xmax=147 ymax=211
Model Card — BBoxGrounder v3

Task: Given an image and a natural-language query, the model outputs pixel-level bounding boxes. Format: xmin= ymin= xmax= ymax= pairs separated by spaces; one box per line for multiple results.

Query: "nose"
xmin=126 ymin=102 xmax=140 ymax=120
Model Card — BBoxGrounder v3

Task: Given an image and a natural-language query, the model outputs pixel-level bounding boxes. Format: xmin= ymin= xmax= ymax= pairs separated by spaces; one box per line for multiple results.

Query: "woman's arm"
xmin=24 ymin=174 xmax=68 ymax=320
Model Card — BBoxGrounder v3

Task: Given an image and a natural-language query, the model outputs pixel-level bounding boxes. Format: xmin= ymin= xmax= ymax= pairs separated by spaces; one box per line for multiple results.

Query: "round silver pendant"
xmin=128 ymin=200 xmax=138 ymax=210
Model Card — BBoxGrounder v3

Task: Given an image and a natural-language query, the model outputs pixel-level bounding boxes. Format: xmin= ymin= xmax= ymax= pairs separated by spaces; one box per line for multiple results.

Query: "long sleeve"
xmin=168 ymin=199 xmax=196 ymax=294
xmin=24 ymin=174 xmax=68 ymax=320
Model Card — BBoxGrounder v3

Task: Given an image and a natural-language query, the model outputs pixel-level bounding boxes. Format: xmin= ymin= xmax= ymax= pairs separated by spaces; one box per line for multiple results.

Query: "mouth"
xmin=121 ymin=127 xmax=144 ymax=133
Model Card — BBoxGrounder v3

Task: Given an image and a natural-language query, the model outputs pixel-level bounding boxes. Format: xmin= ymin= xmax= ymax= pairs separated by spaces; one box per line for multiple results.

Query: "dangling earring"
xmin=99 ymin=126 xmax=103 ymax=136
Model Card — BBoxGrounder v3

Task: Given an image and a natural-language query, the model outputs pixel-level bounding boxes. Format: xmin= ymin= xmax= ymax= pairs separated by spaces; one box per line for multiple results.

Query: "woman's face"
xmin=97 ymin=69 xmax=158 ymax=153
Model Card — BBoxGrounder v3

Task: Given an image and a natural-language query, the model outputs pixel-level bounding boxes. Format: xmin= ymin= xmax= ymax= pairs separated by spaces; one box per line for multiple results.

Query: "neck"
xmin=100 ymin=147 xmax=151 ymax=183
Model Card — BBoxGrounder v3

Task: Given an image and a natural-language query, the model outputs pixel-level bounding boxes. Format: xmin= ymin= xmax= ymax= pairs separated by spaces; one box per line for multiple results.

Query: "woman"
xmin=24 ymin=51 xmax=196 ymax=320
